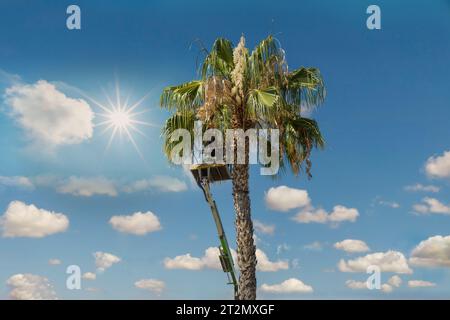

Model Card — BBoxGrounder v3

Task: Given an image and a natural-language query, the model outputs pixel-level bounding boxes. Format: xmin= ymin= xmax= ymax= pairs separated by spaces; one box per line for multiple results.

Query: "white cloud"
xmin=123 ymin=176 xmax=188 ymax=193
xmin=94 ymin=252 xmax=121 ymax=272
xmin=0 ymin=176 xmax=34 ymax=189
xmin=334 ymin=240 xmax=370 ymax=253
xmin=7 ymin=274 xmax=57 ymax=300
xmin=345 ymin=279 xmax=367 ymax=290
xmin=425 ymin=151 xmax=450 ymax=179
xmin=0 ymin=201 xmax=69 ymax=238
xmin=164 ymin=253 xmax=204 ymax=270
xmin=338 ymin=250 xmax=412 ymax=274
xmin=346 ymin=277 xmax=400 ymax=293
xmin=0 ymin=174 xmax=189 ymax=197
xmin=48 ymin=259 xmax=61 ymax=266
xmin=56 ymin=176 xmax=118 ymax=197
xmin=256 ymin=249 xmax=289 ymax=272
xmin=410 ymin=235 xmax=450 ymax=268
xmin=408 ymin=280 xmax=436 ymax=288
xmin=164 ymin=247 xmax=286 ymax=272
xmin=253 ymin=220 xmax=275 ymax=235
xmin=164 ymin=247 xmax=229 ymax=271
xmin=413 ymin=197 xmax=450 ymax=215
xmin=404 ymin=184 xmax=440 ymax=193
xmin=109 ymin=211 xmax=162 ymax=235
xmin=135 ymin=279 xmax=165 ymax=294
xmin=381 ymin=283 xmax=393 ymax=293
xmin=294 ymin=208 xmax=328 ymax=223
xmin=82 ymin=272 xmax=96 ymax=280
xmin=303 ymin=241 xmax=323 ymax=251
xmin=377 ymin=200 xmax=400 ymax=209
xmin=387 ymin=275 xmax=402 ymax=288
xmin=293 ymin=205 xmax=359 ymax=225
xmin=265 ymin=186 xmax=310 ymax=212
xmin=260 ymin=278 xmax=313 ymax=294
xmin=1 ymin=174 xmax=185 ymax=197
xmin=4 ymin=80 xmax=94 ymax=149
xmin=265 ymin=186 xmax=359 ymax=226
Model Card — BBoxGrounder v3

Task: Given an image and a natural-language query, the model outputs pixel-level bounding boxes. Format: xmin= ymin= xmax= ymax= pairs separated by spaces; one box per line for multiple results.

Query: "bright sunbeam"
xmin=89 ymin=80 xmax=157 ymax=159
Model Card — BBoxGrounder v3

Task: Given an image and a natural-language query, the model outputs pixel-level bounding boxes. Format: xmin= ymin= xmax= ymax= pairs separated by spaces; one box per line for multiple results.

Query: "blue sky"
xmin=1 ymin=0 xmax=450 ymax=299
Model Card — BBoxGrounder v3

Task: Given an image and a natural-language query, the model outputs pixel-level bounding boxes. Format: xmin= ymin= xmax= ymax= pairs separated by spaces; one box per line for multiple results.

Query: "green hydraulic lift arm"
xmin=198 ymin=177 xmax=238 ymax=299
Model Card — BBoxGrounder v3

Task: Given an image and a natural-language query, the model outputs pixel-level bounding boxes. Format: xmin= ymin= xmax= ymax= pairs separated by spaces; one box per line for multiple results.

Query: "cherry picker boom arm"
xmin=197 ymin=177 xmax=238 ymax=299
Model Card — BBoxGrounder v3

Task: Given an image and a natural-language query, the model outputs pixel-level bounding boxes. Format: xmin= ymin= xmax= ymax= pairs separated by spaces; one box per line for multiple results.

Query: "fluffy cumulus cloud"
xmin=94 ymin=252 xmax=121 ymax=272
xmin=346 ymin=276 xmax=401 ymax=293
xmin=4 ymin=80 xmax=94 ymax=149
xmin=48 ymin=259 xmax=61 ymax=266
xmin=413 ymin=197 xmax=450 ymax=215
xmin=381 ymin=284 xmax=393 ymax=293
xmin=338 ymin=250 xmax=412 ymax=274
xmin=293 ymin=205 xmax=359 ymax=225
xmin=388 ymin=275 xmax=402 ymax=288
xmin=56 ymin=176 xmax=118 ymax=197
xmin=410 ymin=235 xmax=450 ymax=267
xmin=265 ymin=186 xmax=310 ymax=212
xmin=164 ymin=247 xmax=287 ymax=272
xmin=123 ymin=176 xmax=188 ymax=193
xmin=109 ymin=211 xmax=162 ymax=235
xmin=164 ymin=252 xmax=204 ymax=270
xmin=0 ymin=201 xmax=69 ymax=238
xmin=260 ymin=278 xmax=313 ymax=294
xmin=164 ymin=247 xmax=237 ymax=271
xmin=408 ymin=280 xmax=436 ymax=288
xmin=135 ymin=279 xmax=165 ymax=294
xmin=82 ymin=272 xmax=96 ymax=280
xmin=7 ymin=274 xmax=57 ymax=300
xmin=253 ymin=220 xmax=275 ymax=235
xmin=265 ymin=186 xmax=359 ymax=226
xmin=334 ymin=239 xmax=370 ymax=253
xmin=425 ymin=151 xmax=450 ymax=179
xmin=404 ymin=184 xmax=440 ymax=193
xmin=0 ymin=176 xmax=34 ymax=189
xmin=256 ymin=249 xmax=289 ymax=271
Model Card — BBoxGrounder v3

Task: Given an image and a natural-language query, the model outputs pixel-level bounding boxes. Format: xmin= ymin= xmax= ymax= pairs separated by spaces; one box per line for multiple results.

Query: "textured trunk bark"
xmin=232 ymin=162 xmax=257 ymax=300
xmin=230 ymin=35 xmax=256 ymax=300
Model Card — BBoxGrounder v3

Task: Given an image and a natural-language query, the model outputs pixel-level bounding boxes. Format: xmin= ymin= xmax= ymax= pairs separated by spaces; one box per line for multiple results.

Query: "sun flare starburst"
xmin=87 ymin=81 xmax=156 ymax=158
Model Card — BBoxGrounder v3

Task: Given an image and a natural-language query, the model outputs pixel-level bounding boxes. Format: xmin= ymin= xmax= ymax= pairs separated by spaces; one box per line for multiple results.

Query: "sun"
xmin=109 ymin=110 xmax=132 ymax=129
xmin=85 ymin=80 xmax=156 ymax=158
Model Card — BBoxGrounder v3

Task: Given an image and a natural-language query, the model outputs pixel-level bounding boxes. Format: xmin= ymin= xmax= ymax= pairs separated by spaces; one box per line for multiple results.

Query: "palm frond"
xmin=279 ymin=115 xmax=324 ymax=177
xmin=161 ymin=110 xmax=196 ymax=158
xmin=248 ymin=35 xmax=286 ymax=88
xmin=160 ymin=80 xmax=204 ymax=110
xmin=285 ymin=67 xmax=325 ymax=110
xmin=246 ymin=87 xmax=280 ymax=123
xmin=201 ymin=38 xmax=234 ymax=79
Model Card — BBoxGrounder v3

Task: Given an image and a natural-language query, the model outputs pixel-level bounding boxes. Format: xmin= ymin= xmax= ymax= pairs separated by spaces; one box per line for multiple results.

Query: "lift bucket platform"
xmin=190 ymin=164 xmax=231 ymax=185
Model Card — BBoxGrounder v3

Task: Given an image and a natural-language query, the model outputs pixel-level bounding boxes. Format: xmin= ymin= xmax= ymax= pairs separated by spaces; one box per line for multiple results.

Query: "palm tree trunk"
xmin=232 ymin=161 xmax=257 ymax=300
xmin=230 ymin=35 xmax=256 ymax=300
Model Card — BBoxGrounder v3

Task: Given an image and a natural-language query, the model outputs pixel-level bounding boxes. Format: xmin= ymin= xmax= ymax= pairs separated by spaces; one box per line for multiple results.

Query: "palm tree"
xmin=160 ymin=35 xmax=325 ymax=300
